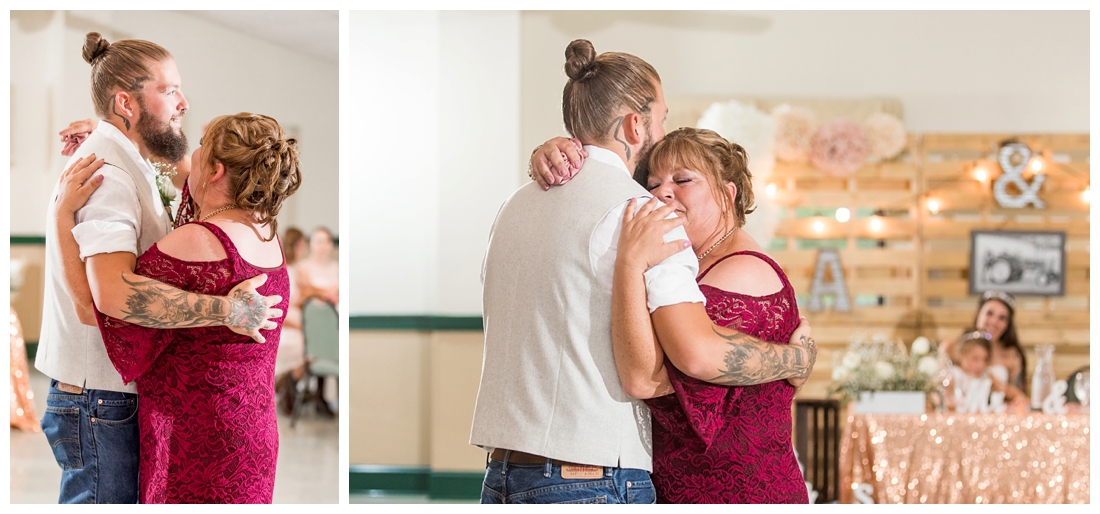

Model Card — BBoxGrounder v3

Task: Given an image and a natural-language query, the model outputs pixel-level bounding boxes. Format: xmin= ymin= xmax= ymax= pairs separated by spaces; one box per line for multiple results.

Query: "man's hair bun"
xmin=82 ymin=32 xmax=111 ymax=64
xmin=564 ymin=39 xmax=598 ymax=81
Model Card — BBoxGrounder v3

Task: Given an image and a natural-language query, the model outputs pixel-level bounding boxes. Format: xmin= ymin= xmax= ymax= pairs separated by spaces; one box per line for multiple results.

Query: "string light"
xmin=836 ymin=207 xmax=851 ymax=222
xmin=974 ymin=166 xmax=988 ymax=182
xmin=1031 ymin=159 xmax=1043 ymax=172
xmin=1083 ymin=186 xmax=1090 ymax=203
xmin=813 ymin=219 xmax=825 ymax=233
xmin=927 ymin=199 xmax=940 ymax=214
xmin=766 ymin=183 xmax=777 ymax=197
xmin=869 ymin=216 xmax=884 ymax=233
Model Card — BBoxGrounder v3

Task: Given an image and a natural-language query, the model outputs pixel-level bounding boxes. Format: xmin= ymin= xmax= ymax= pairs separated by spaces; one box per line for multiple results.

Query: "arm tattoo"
xmin=606 ymin=115 xmax=629 ymax=160
xmin=118 ymin=273 xmax=265 ymax=332
xmin=706 ymin=326 xmax=810 ymax=386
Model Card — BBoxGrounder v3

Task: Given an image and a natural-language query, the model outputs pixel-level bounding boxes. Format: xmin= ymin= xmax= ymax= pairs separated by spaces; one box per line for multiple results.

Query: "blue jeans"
xmin=40 ymin=380 xmax=140 ymax=504
xmin=481 ymin=454 xmax=656 ymax=504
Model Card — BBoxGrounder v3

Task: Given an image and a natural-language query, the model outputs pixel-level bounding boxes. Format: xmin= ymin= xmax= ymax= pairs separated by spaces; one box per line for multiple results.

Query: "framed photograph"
xmin=969 ymin=230 xmax=1066 ymax=296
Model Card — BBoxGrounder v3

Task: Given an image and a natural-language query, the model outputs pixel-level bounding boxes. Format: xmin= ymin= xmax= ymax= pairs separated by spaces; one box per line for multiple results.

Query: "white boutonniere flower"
xmin=152 ymin=161 xmax=178 ymax=222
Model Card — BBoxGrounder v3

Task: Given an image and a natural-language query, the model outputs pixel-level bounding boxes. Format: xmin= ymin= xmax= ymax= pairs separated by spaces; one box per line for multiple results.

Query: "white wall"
xmin=520 ymin=10 xmax=1090 ymax=161
xmin=348 ymin=11 xmax=520 ymax=316
xmin=9 ymin=10 xmax=339 ymax=237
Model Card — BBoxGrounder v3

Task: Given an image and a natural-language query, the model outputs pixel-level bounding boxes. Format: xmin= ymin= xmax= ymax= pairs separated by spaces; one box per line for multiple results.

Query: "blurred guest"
xmin=288 ymin=227 xmax=338 ymax=417
xmin=940 ymin=290 xmax=1028 ymax=394
xmin=296 ymin=227 xmax=339 ymax=305
xmin=276 ymin=227 xmax=308 ymax=415
xmin=10 ymin=306 xmax=40 ymax=432
xmin=944 ymin=332 xmax=1025 ymax=409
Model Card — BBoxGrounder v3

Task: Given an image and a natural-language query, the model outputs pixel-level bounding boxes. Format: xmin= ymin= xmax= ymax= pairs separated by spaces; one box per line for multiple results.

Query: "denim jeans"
xmin=481 ymin=454 xmax=656 ymax=504
xmin=40 ymin=380 xmax=140 ymax=504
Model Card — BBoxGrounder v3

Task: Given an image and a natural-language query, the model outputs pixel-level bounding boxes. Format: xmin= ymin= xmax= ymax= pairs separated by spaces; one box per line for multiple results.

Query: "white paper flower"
xmin=842 ymin=352 xmax=862 ymax=369
xmin=911 ymin=337 xmax=931 ymax=356
xmin=874 ymin=361 xmax=896 ymax=380
xmin=832 ymin=365 xmax=849 ymax=381
xmin=772 ymin=104 xmax=816 ymax=163
xmin=697 ymin=100 xmax=778 ymax=249
xmin=864 ymin=112 xmax=907 ymax=161
xmin=918 ymin=355 xmax=939 ymax=376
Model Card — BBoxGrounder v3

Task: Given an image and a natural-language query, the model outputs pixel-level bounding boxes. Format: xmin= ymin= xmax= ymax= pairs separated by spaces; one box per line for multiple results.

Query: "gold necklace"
xmin=199 ymin=204 xmax=238 ymax=222
xmin=697 ymin=225 xmax=738 ymax=260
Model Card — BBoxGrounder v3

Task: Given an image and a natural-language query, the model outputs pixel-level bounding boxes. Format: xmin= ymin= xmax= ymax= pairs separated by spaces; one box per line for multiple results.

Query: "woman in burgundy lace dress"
xmin=57 ymin=113 xmax=301 ymax=503
xmin=618 ymin=128 xmax=808 ymax=503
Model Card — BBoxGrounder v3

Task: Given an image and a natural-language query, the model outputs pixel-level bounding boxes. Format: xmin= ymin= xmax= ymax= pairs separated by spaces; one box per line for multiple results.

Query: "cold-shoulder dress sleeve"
xmin=95 ymin=240 xmax=234 ymax=384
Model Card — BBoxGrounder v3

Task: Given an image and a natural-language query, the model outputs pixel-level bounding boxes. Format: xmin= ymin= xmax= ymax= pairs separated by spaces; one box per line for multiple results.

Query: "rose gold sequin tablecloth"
xmin=840 ymin=412 xmax=1089 ymax=504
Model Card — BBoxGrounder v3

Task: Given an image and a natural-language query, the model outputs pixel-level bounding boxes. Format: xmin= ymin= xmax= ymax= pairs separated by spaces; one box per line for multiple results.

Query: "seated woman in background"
xmin=940 ymin=290 xmax=1028 ymax=394
xmin=944 ymin=332 xmax=1025 ymax=409
xmin=276 ymin=227 xmax=309 ymax=415
xmin=296 ymin=227 xmax=339 ymax=306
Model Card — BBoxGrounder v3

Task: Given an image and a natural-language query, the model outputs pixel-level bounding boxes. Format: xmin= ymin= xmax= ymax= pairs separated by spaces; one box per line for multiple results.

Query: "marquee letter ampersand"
xmin=993 ymin=143 xmax=1045 ymax=208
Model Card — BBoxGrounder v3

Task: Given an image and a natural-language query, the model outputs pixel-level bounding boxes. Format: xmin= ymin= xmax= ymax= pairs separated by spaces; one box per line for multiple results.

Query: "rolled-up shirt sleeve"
xmin=71 ymin=165 xmax=141 ymax=261
xmin=590 ymin=196 xmax=706 ymax=313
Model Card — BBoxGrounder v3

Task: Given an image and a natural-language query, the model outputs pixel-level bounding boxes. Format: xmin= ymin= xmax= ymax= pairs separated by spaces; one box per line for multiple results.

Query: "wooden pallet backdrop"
xmin=766 ymin=134 xmax=1091 ymax=398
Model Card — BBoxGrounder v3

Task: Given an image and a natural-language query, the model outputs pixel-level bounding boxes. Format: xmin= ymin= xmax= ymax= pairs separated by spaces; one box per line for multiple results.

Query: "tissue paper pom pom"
xmin=864 ymin=112 xmax=907 ymax=161
xmin=810 ymin=119 xmax=869 ymax=177
xmin=772 ymin=104 xmax=816 ymax=163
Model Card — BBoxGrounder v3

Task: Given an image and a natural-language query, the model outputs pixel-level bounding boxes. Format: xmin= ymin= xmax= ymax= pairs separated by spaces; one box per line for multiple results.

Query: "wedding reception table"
xmin=839 ymin=411 xmax=1089 ymax=504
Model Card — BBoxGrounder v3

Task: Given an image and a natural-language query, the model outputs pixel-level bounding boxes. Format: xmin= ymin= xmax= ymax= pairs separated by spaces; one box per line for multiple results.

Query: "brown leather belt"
xmin=489 ymin=448 xmax=589 ymax=468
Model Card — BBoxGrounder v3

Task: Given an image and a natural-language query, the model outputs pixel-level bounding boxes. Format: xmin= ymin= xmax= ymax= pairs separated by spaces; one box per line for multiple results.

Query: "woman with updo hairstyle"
xmin=528 ymin=127 xmax=809 ymax=503
xmin=56 ymin=112 xmax=301 ymax=503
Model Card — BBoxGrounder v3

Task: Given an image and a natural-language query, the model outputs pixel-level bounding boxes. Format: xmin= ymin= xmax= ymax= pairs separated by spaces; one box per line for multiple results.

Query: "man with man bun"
xmin=470 ymin=39 xmax=817 ymax=504
xmin=37 ymin=32 xmax=279 ymax=504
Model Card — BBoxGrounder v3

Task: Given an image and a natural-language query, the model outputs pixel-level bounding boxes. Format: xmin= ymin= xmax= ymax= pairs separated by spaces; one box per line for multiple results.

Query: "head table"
xmin=839 ymin=411 xmax=1089 ymax=504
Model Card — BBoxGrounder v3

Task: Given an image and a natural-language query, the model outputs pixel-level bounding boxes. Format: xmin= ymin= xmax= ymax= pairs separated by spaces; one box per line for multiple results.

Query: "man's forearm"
xmin=652 ymin=302 xmax=811 ymax=386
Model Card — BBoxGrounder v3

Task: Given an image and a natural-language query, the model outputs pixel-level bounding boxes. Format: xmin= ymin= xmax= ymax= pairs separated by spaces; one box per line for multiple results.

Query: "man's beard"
xmin=632 ymin=131 xmax=657 ymax=186
xmin=136 ymin=107 xmax=188 ymax=163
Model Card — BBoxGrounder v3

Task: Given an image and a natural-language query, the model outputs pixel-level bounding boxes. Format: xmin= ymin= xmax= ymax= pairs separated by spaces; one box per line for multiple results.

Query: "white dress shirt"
xmin=71 ymin=122 xmax=162 ymax=260
xmin=583 ymin=145 xmax=705 ymax=312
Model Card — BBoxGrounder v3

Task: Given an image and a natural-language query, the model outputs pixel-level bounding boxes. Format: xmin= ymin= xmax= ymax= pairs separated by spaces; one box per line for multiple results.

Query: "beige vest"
xmin=36 ymin=131 xmax=170 ymax=393
xmin=470 ymin=158 xmax=654 ymax=471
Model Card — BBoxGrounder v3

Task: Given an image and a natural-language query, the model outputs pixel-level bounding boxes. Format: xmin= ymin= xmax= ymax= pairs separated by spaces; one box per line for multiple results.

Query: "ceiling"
xmin=179 ymin=10 xmax=338 ymax=63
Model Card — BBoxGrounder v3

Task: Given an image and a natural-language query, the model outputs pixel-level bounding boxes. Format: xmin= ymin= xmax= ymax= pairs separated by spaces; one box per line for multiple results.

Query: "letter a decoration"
xmin=993 ymin=142 xmax=1045 ymax=208
xmin=808 ymin=248 xmax=851 ymax=312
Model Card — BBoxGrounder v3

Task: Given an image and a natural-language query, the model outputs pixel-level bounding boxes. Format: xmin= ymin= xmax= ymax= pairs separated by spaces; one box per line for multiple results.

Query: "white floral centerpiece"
xmin=829 ymin=333 xmax=940 ymax=414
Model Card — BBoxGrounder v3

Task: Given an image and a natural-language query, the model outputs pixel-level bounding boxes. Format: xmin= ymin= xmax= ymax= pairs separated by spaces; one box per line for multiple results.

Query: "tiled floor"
xmin=9 ymin=366 xmax=339 ymax=504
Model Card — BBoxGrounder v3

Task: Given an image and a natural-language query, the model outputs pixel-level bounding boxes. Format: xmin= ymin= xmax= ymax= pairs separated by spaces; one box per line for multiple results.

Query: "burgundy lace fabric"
xmin=644 ymin=250 xmax=808 ymax=504
xmin=174 ymin=181 xmax=194 ymax=228
xmin=96 ymin=221 xmax=289 ymax=504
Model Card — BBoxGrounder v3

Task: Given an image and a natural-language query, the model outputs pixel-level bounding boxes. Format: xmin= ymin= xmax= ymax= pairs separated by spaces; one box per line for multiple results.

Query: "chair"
xmin=1065 ymin=365 xmax=1090 ymax=404
xmin=794 ymin=399 xmax=841 ymax=504
xmin=291 ymin=297 xmax=339 ymax=427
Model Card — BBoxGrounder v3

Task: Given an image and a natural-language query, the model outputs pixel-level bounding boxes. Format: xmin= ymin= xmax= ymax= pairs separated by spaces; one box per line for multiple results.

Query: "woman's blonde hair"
xmin=641 ymin=127 xmax=756 ymax=229
xmin=82 ymin=32 xmax=172 ymax=120
xmin=202 ymin=113 xmax=302 ymax=241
